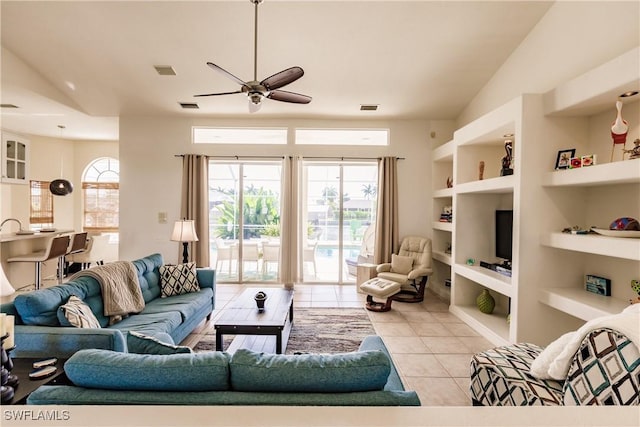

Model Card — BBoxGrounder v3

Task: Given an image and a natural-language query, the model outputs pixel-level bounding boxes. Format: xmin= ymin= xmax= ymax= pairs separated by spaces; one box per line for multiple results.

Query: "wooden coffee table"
xmin=214 ymin=287 xmax=294 ymax=354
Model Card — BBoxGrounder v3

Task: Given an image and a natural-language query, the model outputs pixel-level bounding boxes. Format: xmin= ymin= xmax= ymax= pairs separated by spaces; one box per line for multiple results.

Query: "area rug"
xmin=192 ymin=308 xmax=376 ymax=354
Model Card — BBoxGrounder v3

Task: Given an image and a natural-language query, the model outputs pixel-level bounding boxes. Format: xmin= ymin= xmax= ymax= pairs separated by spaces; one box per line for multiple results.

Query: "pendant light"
xmin=50 ymin=125 xmax=73 ymax=196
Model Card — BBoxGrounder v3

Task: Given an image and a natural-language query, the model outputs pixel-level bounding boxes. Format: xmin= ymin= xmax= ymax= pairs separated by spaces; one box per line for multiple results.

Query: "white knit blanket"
xmin=531 ymin=304 xmax=640 ymax=380
xmin=69 ymin=261 xmax=145 ymax=324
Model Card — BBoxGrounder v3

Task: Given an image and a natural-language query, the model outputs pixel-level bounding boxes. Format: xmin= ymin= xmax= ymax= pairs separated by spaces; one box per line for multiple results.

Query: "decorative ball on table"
xmin=609 ymin=217 xmax=640 ymax=231
xmin=254 ymin=291 xmax=268 ymax=312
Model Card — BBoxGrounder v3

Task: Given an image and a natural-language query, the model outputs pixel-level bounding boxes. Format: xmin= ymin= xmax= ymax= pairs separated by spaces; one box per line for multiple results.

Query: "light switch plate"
xmin=158 ymin=212 xmax=167 ymax=224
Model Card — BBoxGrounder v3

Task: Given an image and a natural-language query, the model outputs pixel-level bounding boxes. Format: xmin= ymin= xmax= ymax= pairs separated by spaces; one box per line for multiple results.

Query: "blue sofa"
xmin=26 ymin=335 xmax=420 ymax=406
xmin=0 ymin=253 xmax=215 ymax=358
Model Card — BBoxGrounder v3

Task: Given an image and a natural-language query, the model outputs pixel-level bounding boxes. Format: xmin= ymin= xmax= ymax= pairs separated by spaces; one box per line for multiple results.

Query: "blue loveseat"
xmin=26 ymin=335 xmax=420 ymax=406
xmin=0 ymin=253 xmax=215 ymax=358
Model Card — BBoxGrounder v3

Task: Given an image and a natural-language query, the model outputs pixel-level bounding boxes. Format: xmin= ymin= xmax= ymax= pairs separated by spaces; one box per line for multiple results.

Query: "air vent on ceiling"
xmin=180 ymin=102 xmax=199 ymax=109
xmin=154 ymin=65 xmax=177 ymax=76
xmin=360 ymin=104 xmax=378 ymax=111
xmin=1 ymin=104 xmax=19 ymax=108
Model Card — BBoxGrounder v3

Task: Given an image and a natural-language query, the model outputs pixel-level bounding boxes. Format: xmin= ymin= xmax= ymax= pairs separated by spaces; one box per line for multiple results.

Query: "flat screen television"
xmin=495 ymin=210 xmax=513 ymax=266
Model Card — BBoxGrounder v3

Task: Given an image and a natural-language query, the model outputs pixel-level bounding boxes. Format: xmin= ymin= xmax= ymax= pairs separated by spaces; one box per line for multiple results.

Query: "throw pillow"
xmin=127 ymin=331 xmax=192 ymax=355
xmin=57 ymin=295 xmax=101 ymax=329
xmin=159 ymin=262 xmax=200 ymax=297
xmin=65 ymin=349 xmax=230 ymax=391
xmin=391 ymin=254 xmax=413 ymax=274
xmin=229 ymin=348 xmax=390 ymax=393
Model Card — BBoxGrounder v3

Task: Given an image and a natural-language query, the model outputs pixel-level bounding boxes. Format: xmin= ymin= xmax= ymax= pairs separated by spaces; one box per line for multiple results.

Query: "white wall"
xmin=1 ymin=133 xmax=118 ymax=231
xmin=1 ymin=134 xmax=75 ymax=230
xmin=118 ymin=117 xmax=446 ymax=264
xmin=457 ymin=1 xmax=640 ymax=127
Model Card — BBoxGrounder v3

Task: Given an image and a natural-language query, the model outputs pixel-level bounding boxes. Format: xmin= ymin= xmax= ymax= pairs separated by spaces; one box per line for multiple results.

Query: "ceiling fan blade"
xmin=267 ymin=89 xmax=312 ymax=104
xmin=206 ymin=62 xmax=248 ymax=87
xmin=261 ymin=66 xmax=304 ymax=91
xmin=194 ymin=90 xmax=243 ymax=97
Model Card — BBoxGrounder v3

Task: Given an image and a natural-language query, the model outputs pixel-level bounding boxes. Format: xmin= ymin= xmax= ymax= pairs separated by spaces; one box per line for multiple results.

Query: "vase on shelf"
xmin=476 ymin=289 xmax=495 ymax=314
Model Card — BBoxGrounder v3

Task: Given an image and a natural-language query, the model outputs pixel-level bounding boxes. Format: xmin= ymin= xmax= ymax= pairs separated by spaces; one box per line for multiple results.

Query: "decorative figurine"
xmin=610 ymin=100 xmax=629 ymax=161
xmin=623 ymin=138 xmax=640 ymax=160
xmin=254 ymin=291 xmax=267 ymax=312
xmin=478 ymin=161 xmax=485 ymax=180
xmin=446 ymin=177 xmax=453 ymax=188
xmin=500 ymin=139 xmax=513 ymax=176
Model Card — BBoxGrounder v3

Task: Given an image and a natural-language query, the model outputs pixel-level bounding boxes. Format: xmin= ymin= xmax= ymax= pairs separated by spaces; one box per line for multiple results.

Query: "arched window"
xmin=82 ymin=157 xmax=119 ymax=232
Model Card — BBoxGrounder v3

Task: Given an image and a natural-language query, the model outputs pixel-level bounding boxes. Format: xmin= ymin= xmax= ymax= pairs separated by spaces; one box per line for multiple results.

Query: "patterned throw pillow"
xmin=159 ymin=263 xmax=200 ymax=298
xmin=58 ymin=295 xmax=101 ymax=328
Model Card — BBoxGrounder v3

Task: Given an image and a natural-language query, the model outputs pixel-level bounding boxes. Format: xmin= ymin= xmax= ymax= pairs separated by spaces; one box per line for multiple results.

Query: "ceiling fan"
xmin=195 ymin=0 xmax=311 ymax=113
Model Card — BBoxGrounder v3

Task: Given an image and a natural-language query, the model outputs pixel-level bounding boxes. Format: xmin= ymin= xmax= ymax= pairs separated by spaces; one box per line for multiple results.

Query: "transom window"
xmin=295 ymin=129 xmax=389 ymax=146
xmin=193 ymin=127 xmax=287 ymax=145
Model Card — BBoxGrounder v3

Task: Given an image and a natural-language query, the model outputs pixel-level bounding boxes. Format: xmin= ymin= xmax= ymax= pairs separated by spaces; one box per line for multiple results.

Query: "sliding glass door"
xmin=302 ymin=162 xmax=378 ymax=283
xmin=209 ymin=161 xmax=282 ymax=283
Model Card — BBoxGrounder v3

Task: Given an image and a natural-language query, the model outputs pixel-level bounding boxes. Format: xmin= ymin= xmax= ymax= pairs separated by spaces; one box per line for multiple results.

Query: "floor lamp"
xmin=171 ymin=219 xmax=199 ymax=264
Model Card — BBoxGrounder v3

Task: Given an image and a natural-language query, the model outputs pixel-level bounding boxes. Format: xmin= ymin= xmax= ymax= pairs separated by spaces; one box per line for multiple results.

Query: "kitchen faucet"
xmin=0 ymin=218 xmax=23 ymax=231
xmin=0 ymin=218 xmax=34 ymax=234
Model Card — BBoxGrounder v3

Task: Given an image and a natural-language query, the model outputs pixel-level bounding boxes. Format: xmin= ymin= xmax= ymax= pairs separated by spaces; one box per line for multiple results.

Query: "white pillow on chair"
xmin=391 ymin=254 xmax=413 ymax=275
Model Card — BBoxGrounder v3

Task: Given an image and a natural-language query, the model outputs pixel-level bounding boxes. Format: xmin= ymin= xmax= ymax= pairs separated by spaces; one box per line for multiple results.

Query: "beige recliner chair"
xmin=376 ymin=236 xmax=433 ymax=303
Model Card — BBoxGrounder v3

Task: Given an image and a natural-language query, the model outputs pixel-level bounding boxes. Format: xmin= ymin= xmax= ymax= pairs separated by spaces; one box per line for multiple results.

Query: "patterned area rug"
xmin=193 ymin=308 xmax=376 ymax=354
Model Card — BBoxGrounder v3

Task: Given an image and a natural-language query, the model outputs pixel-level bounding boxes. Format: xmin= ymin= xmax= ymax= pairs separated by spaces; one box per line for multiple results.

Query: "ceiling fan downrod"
xmin=251 ymin=0 xmax=263 ymax=82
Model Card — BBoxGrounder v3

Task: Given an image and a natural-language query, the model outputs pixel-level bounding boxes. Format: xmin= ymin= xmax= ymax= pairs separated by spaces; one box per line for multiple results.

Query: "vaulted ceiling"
xmin=0 ymin=1 xmax=553 ymax=140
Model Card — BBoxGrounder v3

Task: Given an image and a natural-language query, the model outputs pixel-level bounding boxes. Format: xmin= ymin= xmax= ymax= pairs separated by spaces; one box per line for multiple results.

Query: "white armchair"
xmin=376 ymin=236 xmax=433 ymax=303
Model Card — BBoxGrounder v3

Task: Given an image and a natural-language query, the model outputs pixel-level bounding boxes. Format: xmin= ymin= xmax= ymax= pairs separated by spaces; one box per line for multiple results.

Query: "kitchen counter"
xmin=0 ymin=229 xmax=74 ymax=243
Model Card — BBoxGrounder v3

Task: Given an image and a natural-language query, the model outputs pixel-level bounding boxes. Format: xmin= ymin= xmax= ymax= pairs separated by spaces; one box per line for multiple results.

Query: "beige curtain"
xmin=181 ymin=154 xmax=210 ymax=267
xmin=280 ymin=155 xmax=302 ymax=288
xmin=374 ymin=156 xmax=399 ymax=264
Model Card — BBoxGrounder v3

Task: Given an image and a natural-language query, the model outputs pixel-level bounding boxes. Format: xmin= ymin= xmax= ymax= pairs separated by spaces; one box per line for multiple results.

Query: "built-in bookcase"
xmin=441 ymin=47 xmax=639 ymax=346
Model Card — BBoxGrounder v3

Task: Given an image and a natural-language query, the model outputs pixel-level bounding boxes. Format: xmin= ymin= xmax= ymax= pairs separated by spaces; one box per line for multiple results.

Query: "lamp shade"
xmin=171 ymin=219 xmax=199 ymax=243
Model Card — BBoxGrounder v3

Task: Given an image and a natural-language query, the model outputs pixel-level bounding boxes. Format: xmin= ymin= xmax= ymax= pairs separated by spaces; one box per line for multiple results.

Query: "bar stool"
xmin=59 ymin=232 xmax=88 ymax=280
xmin=8 ymin=235 xmax=70 ymax=290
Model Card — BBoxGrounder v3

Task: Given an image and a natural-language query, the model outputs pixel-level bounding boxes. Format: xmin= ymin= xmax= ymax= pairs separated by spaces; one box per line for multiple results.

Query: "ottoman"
xmin=359 ymin=278 xmax=401 ymax=312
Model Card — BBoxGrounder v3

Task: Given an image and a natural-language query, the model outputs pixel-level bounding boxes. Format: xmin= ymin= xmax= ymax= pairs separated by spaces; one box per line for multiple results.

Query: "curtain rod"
xmin=175 ymin=155 xmax=285 ymax=160
xmin=299 ymin=156 xmax=405 ymax=161
xmin=175 ymin=154 xmax=404 ymax=161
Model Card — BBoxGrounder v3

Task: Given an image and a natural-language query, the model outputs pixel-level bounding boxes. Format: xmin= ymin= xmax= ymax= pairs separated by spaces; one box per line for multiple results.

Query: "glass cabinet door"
xmin=1 ymin=132 xmax=29 ymax=183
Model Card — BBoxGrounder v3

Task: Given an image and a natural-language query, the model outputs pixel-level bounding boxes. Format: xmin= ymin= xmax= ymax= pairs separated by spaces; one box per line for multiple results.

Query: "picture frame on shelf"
xmin=555 ymin=148 xmax=575 ymax=170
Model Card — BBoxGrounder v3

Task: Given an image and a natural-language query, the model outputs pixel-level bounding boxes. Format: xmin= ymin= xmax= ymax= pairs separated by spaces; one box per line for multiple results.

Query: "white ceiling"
xmin=0 ymin=1 xmax=553 ymax=141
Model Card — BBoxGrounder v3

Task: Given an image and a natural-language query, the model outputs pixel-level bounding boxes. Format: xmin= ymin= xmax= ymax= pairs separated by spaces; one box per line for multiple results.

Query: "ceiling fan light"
xmin=249 ymin=93 xmax=263 ymax=104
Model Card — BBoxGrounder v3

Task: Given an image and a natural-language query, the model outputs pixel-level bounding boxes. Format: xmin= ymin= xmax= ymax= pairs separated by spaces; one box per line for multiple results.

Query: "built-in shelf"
xmin=449 ymin=305 xmax=510 ymax=346
xmin=539 ymin=287 xmax=629 ymax=321
xmin=541 ymin=232 xmax=640 ymax=261
xmin=432 ymin=221 xmax=452 ymax=232
xmin=433 ymin=140 xmax=454 ymax=162
xmin=432 ymin=250 xmax=452 ymax=265
xmin=455 ymin=264 xmax=512 ymax=297
xmin=542 ymin=158 xmax=640 ymax=187
xmin=543 ymin=47 xmax=640 ymax=117
xmin=433 ymin=188 xmax=454 ymax=198
xmin=455 ymin=175 xmax=515 ymax=194
xmin=455 ymin=98 xmax=518 ymax=147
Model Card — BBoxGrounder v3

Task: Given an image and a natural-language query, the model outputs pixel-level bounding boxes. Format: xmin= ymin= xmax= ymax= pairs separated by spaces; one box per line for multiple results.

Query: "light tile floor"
xmin=183 ymin=283 xmax=494 ymax=406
